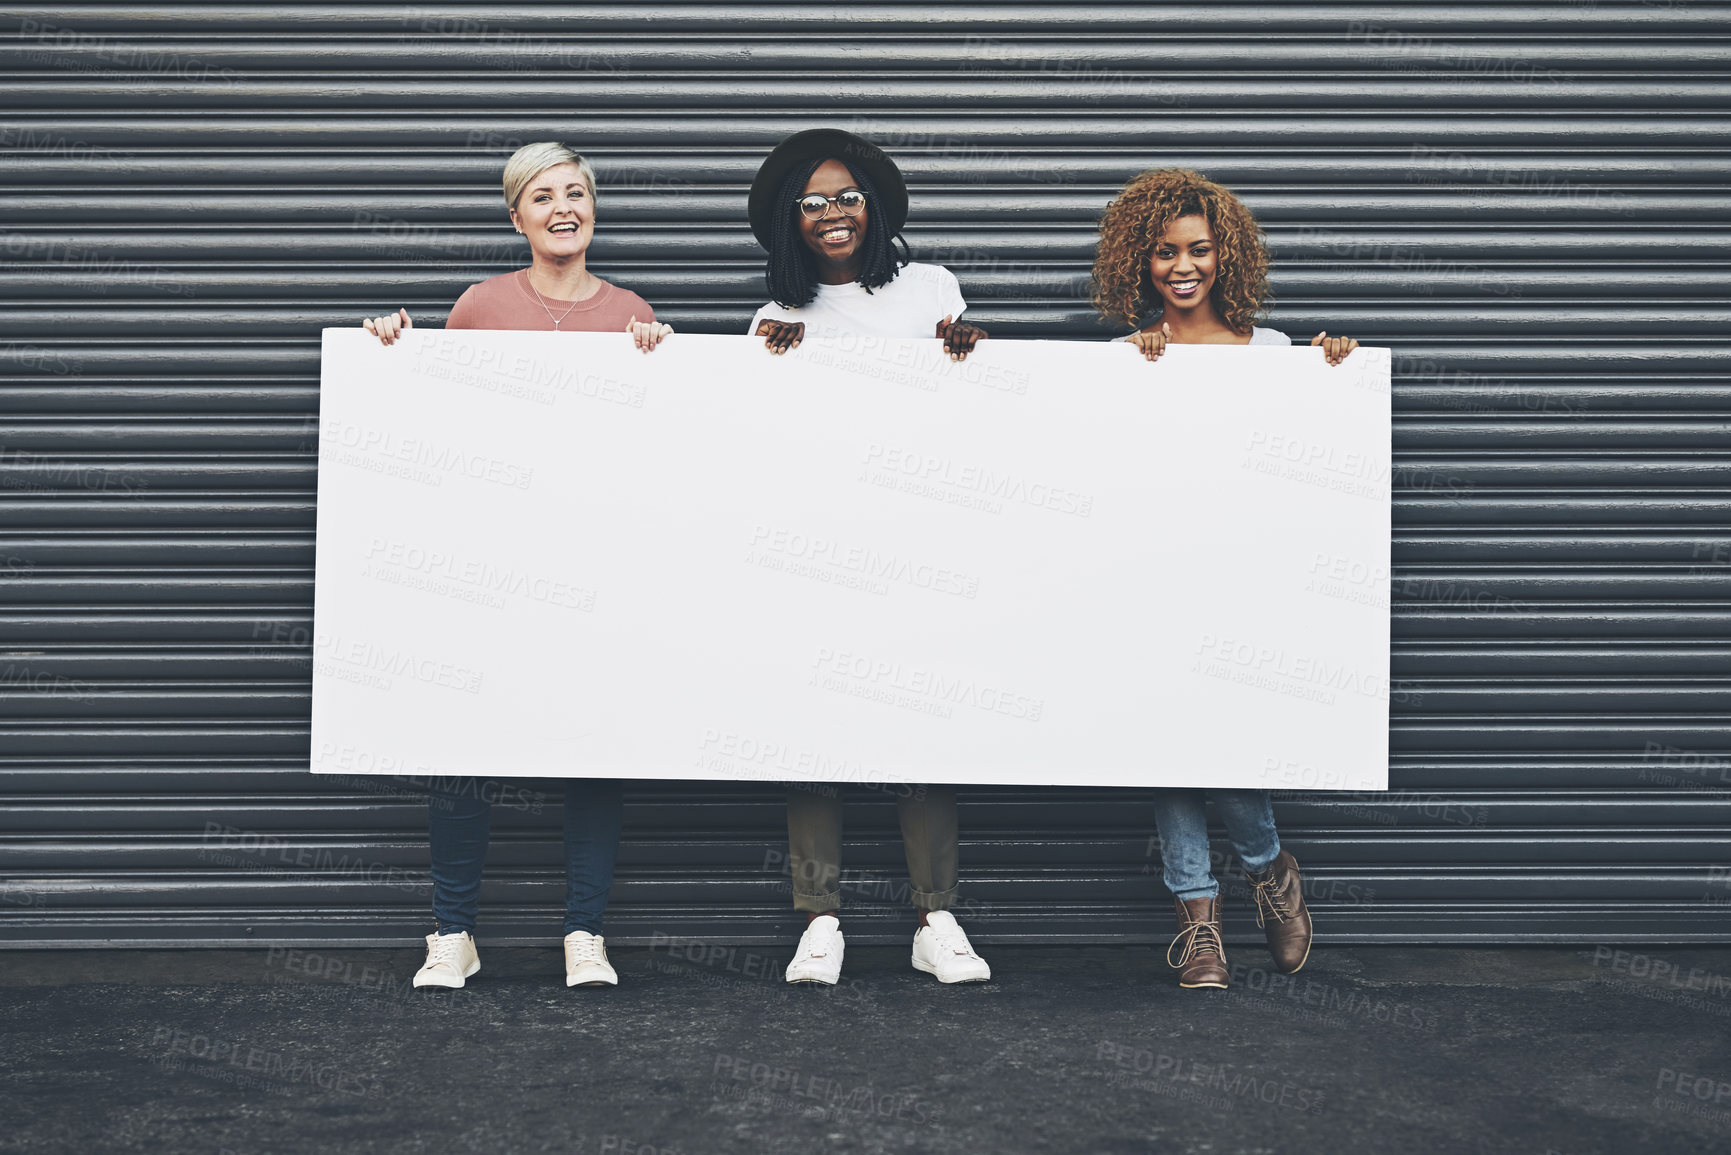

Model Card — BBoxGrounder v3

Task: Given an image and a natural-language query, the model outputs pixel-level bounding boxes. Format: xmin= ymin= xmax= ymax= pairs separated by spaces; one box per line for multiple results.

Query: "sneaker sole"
xmin=911 ymin=959 xmax=991 ymax=984
xmin=566 ymin=978 xmax=617 ymax=988
xmin=1178 ymin=980 xmax=1228 ymax=989
xmin=785 ymin=972 xmax=840 ymax=985
xmin=414 ymin=962 xmax=479 ymax=989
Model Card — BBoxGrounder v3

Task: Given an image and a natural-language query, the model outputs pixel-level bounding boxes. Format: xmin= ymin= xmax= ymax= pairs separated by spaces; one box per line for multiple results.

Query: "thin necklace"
xmin=526 ymin=270 xmax=594 ymax=330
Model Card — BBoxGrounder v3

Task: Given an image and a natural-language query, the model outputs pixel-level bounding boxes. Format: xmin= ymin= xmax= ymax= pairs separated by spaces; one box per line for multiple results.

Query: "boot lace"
xmin=1249 ymin=869 xmax=1296 ymax=929
xmin=1166 ymin=918 xmax=1225 ymax=970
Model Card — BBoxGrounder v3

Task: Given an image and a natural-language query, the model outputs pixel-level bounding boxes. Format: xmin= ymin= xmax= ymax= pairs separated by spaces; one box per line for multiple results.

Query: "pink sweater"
xmin=446 ymin=269 xmax=655 ymax=332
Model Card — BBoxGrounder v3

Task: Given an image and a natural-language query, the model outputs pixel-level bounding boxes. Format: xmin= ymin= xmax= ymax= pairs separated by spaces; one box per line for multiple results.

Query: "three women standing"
xmin=353 ymin=137 xmax=1363 ymax=994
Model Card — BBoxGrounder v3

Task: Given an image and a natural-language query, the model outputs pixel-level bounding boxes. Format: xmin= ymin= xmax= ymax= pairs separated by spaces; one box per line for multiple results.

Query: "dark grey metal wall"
xmin=3 ymin=3 xmax=1729 ymax=947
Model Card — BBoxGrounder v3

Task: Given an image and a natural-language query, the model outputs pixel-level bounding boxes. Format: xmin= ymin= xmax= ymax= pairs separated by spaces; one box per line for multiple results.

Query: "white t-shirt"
xmin=1119 ymin=325 xmax=1291 ymax=345
xmin=748 ymin=262 xmax=968 ymax=341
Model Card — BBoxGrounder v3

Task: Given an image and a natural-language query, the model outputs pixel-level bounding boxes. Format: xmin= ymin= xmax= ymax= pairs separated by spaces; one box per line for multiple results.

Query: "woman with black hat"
xmin=748 ymin=128 xmax=986 ymax=360
xmin=746 ymin=128 xmax=992 ymax=987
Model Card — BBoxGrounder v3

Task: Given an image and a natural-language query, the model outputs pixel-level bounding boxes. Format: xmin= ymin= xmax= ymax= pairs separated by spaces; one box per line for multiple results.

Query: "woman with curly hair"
xmin=1094 ymin=167 xmax=1355 ymax=364
xmin=1091 ymin=168 xmax=1358 ymax=991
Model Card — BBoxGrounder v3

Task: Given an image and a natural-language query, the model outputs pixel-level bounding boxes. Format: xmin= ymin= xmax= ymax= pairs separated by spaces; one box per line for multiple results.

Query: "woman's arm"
xmin=756 ymin=317 xmax=805 ymax=355
xmin=1128 ymin=323 xmax=1173 ymax=362
xmin=361 ymin=308 xmax=411 ymax=346
xmin=1310 ymin=331 xmax=1359 ymax=366
xmin=626 ymin=316 xmax=673 ymax=352
xmin=936 ymin=314 xmax=987 ymax=361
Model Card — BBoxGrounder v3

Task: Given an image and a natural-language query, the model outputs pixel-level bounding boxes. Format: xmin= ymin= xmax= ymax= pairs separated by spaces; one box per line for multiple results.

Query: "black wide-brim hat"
xmin=747 ymin=128 xmax=909 ymax=250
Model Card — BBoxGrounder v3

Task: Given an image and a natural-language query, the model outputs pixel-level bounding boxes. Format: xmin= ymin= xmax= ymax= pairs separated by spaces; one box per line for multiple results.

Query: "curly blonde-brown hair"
xmin=1090 ymin=168 xmax=1270 ymax=333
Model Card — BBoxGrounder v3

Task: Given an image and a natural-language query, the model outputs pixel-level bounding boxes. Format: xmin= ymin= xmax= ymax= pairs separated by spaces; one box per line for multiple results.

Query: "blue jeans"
xmin=427 ymin=776 xmax=623 ymax=937
xmin=1151 ymin=789 xmax=1281 ymax=901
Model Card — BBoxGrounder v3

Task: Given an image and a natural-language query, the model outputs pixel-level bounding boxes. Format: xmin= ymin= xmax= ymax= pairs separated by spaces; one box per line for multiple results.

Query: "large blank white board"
xmin=311 ymin=329 xmax=1390 ymax=790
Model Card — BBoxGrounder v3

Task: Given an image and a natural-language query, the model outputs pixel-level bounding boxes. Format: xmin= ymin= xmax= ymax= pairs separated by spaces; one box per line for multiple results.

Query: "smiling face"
xmin=798 ymin=158 xmax=869 ymax=283
xmin=508 ymin=162 xmax=594 ymax=261
xmin=1149 ymin=213 xmax=1221 ymax=320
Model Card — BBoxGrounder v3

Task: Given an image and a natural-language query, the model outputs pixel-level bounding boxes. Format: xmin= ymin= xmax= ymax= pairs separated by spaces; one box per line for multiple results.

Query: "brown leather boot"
xmin=1166 ymin=895 xmax=1228 ymax=989
xmin=1246 ymin=850 xmax=1313 ymax=974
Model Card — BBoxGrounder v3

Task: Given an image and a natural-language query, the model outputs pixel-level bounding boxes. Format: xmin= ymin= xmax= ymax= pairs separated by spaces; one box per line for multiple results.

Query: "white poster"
xmin=311 ymin=328 xmax=1391 ymax=791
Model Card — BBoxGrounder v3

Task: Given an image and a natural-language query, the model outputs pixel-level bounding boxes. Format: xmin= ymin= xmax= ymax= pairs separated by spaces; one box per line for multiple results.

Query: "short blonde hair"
xmin=501 ymin=142 xmax=597 ymax=212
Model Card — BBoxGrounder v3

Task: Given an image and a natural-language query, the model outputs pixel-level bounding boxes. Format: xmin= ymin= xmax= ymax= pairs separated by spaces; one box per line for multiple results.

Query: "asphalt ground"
xmin=3 ymin=943 xmax=1730 ymax=1154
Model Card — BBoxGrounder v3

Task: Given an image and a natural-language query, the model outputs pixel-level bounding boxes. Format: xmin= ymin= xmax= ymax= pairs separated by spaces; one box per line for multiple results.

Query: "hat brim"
xmin=748 ymin=128 xmax=909 ymax=250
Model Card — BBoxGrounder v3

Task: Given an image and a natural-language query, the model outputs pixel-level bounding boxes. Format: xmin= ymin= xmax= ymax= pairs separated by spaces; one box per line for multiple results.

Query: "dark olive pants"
xmin=784 ymin=784 xmax=960 ymax=914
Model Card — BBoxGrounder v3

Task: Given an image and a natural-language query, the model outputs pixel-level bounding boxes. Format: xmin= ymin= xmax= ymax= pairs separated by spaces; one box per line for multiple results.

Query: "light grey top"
xmin=1120 ymin=325 xmax=1291 ymax=345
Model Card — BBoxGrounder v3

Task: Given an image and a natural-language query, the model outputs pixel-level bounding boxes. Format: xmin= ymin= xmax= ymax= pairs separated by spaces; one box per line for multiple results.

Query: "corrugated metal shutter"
xmin=4 ymin=3 xmax=1728 ymax=947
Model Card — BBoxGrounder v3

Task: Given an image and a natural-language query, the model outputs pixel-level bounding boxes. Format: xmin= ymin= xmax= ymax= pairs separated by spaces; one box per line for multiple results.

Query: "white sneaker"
xmin=564 ymin=931 xmax=618 ymax=987
xmin=785 ymin=914 xmax=844 ymax=984
xmin=911 ymin=910 xmax=991 ymax=984
xmin=413 ymin=930 xmax=480 ymax=989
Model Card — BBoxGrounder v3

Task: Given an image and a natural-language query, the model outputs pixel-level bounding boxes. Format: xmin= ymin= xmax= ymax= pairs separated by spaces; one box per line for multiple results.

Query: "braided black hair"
xmin=765 ymin=157 xmax=910 ymax=308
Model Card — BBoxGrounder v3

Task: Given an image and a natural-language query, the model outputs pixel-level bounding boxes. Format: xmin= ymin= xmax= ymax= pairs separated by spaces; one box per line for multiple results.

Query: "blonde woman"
xmin=359 ymin=142 xmax=670 ymax=992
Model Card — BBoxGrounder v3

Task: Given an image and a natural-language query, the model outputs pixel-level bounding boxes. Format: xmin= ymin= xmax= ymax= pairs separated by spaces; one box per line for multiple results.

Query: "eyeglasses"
xmin=796 ymin=189 xmax=868 ymax=220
